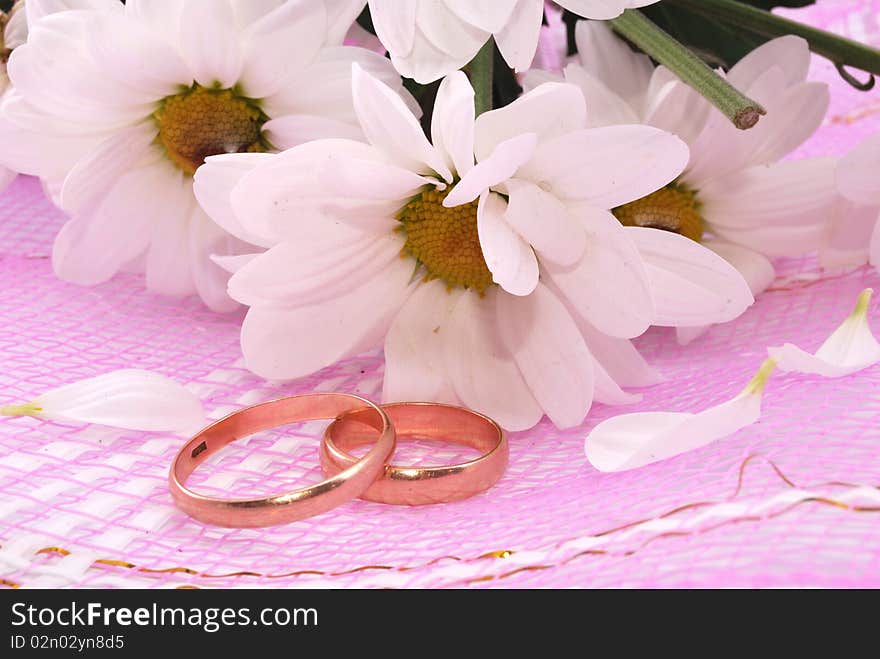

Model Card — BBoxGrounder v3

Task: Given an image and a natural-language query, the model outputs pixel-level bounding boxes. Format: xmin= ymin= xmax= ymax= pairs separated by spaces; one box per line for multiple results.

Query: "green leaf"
xmin=640 ymin=0 xmax=817 ymax=69
xmin=640 ymin=4 xmax=766 ymax=68
xmin=740 ymin=1 xmax=815 ymax=8
xmin=567 ymin=1 xmax=817 ymax=70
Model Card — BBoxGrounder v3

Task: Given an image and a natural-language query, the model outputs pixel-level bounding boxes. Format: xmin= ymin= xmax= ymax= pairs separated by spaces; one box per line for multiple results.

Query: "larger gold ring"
xmin=169 ymin=393 xmax=395 ymax=528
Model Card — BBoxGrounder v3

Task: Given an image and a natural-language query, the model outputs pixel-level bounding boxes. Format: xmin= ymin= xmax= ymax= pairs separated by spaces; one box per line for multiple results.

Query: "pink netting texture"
xmin=1 ymin=0 xmax=879 ymax=588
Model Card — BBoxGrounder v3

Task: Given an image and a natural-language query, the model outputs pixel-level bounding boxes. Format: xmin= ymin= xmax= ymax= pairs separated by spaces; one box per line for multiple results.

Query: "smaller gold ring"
xmin=320 ymin=402 xmax=507 ymax=506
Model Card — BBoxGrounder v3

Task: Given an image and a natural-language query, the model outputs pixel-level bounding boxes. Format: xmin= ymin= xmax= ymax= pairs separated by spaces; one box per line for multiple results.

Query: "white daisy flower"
xmin=195 ymin=66 xmax=749 ymax=430
xmin=831 ymin=132 xmax=880 ymax=271
xmin=531 ymin=23 xmax=836 ymax=343
xmin=444 ymin=80 xmax=753 ymax=337
xmin=0 ymin=0 xmax=412 ymax=311
xmin=367 ymin=0 xmax=660 ymax=84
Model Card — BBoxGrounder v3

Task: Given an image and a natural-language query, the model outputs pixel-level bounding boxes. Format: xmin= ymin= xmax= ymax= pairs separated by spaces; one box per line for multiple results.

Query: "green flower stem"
xmin=609 ymin=10 xmax=765 ymax=129
xmin=668 ymin=0 xmax=880 ymax=89
xmin=741 ymin=358 xmax=777 ymax=396
xmin=467 ymin=38 xmax=495 ymax=116
xmin=1 ymin=402 xmax=41 ymax=417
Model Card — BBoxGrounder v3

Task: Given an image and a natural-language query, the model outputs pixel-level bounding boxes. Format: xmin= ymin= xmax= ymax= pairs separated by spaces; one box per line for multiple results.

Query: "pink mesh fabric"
xmin=1 ymin=0 xmax=880 ymax=589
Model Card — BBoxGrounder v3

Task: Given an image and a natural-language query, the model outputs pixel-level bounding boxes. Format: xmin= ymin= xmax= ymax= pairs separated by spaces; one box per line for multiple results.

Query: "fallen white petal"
xmin=3 ymin=370 xmax=205 ymax=433
xmin=585 ymin=359 xmax=775 ymax=472
xmin=768 ymin=288 xmax=880 ymax=377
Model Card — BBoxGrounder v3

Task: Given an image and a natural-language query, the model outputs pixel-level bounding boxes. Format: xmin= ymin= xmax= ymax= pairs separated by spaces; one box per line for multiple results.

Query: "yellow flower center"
xmin=397 ymin=187 xmax=494 ymax=293
xmin=612 ymin=183 xmax=704 ymax=243
xmin=153 ymin=85 xmax=268 ymax=176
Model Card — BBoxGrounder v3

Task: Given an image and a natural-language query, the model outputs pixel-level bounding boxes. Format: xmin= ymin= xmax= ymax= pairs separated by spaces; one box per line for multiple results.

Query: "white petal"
xmin=562 ymin=63 xmax=640 ymax=128
xmin=86 ymin=10 xmax=193 ymax=98
xmin=703 ymin=239 xmax=776 ymax=298
xmin=820 ymin=201 xmax=879 ymax=270
xmin=390 ymin=20 xmax=483 ymax=84
xmin=3 ymin=4 xmax=28 ymax=49
xmin=414 ymin=1 xmax=486 ymax=64
xmin=53 ymin=156 xmax=170 ymax=286
xmin=262 ymin=114 xmax=364 ymax=150
xmin=592 ymin=358 xmax=642 ymax=406
xmin=558 ymin=0 xmax=628 ymax=21
xmin=577 ymin=316 xmax=663 ymax=387
xmin=443 ymin=289 xmax=543 ymax=431
xmin=325 ymin=0 xmax=369 ymax=45
xmin=627 ymin=227 xmax=753 ymax=327
xmin=504 ymin=178 xmax=585 ymax=265
xmin=0 ymin=92 xmax=105 ymax=181
xmin=702 ymin=158 xmax=838 ymax=257
xmin=546 ymin=207 xmax=653 ymax=338
xmin=242 ymin=256 xmax=415 ymax=379
xmin=368 ymin=0 xmax=417 ymax=57
xmin=430 ymin=70 xmax=475 ymax=178
xmin=675 ymin=240 xmax=775 ymax=345
xmin=687 ymin=76 xmax=829 ymax=187
xmin=493 ymin=0 xmax=543 ymax=72
xmin=264 ymin=45 xmax=415 ymax=125
xmin=442 ymin=0 xmax=518 ymax=33
xmin=684 ymin=67 xmax=788 ymax=186
xmin=229 ymin=231 xmax=403 ymax=308
xmin=352 ymin=63 xmax=452 ymax=180
xmin=9 ymin=12 xmax=155 ymax=122
xmin=473 ymin=82 xmax=586 ymax=161
xmin=0 ymin=167 xmax=15 ymax=192
xmin=518 ymin=125 xmax=689 ymax=208
xmin=211 ymin=252 xmax=260 ymax=274
xmin=728 ymin=35 xmax=811 ymax=90
xmin=748 ymin=82 xmax=830 ymax=166
xmin=230 ymin=138 xmax=430 ymax=240
xmin=228 ymin=0 xmax=289 ymax=27
xmin=60 ymin=121 xmax=158 ymax=214
xmin=382 ymin=280 xmax=461 ymax=405
xmin=125 ymin=0 xmax=184 ymax=41
xmin=643 ymin=69 xmax=711 ymax=148
xmin=837 ymin=133 xmax=880 ymax=207
xmin=573 ymin=19 xmax=653 ymax=106
xmin=444 ymin=132 xmax=537 ymax=207
xmin=193 ymin=152 xmax=277 ymax=248
xmin=477 ymin=192 xmax=539 ymax=296
xmin=676 ymin=326 xmax=709 ymax=346
xmin=586 ymin=391 xmax=761 ymax=472
xmin=26 ymin=0 xmax=122 ymax=24
xmin=768 ymin=289 xmax=880 ymax=377
xmin=144 ymin=173 xmax=196 ymax=298
xmin=31 ymin=370 xmax=205 ymax=433
xmin=497 ymin=283 xmax=594 ymax=428
xmin=178 ymin=0 xmax=244 ymax=88
xmin=871 ymin=221 xmax=880 ymax=270
xmin=521 ymin=69 xmax=563 ymax=93
xmin=188 ymin=207 xmax=241 ymax=312
xmin=239 ymin=0 xmax=327 ymax=98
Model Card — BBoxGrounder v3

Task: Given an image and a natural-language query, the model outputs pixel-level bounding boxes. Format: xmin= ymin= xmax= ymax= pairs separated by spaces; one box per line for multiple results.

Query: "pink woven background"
xmin=1 ymin=0 xmax=879 ymax=589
